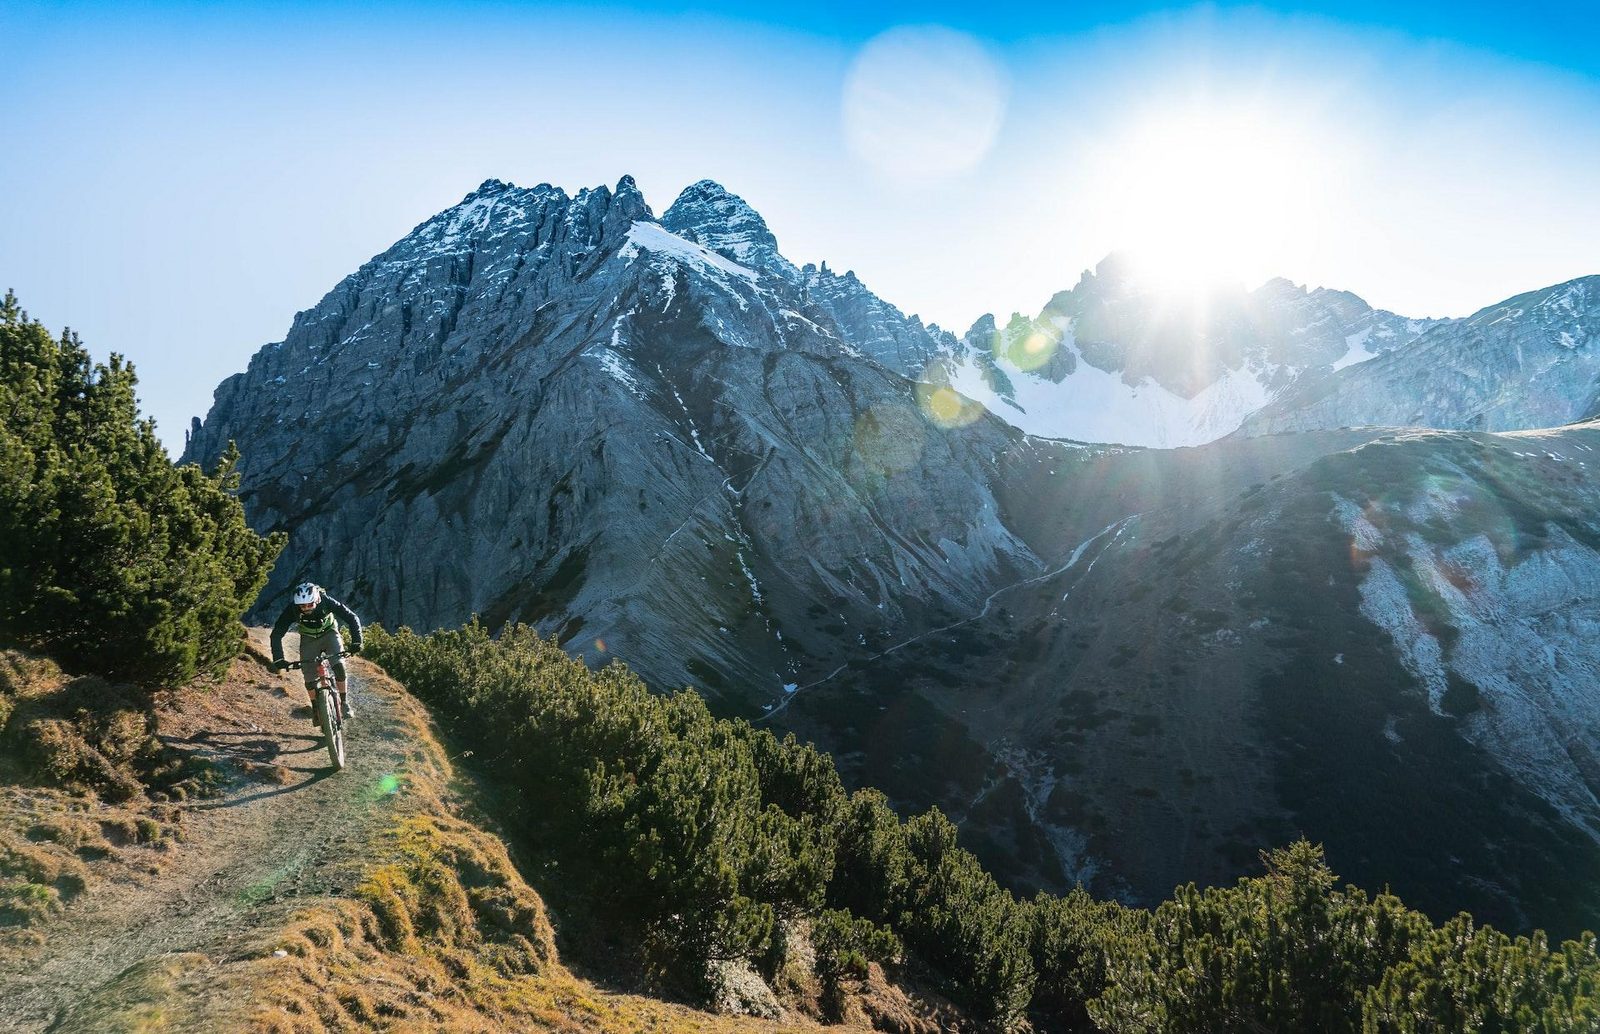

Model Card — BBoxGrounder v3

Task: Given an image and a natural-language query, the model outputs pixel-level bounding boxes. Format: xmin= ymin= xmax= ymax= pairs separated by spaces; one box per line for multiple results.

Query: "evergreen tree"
xmin=0 ymin=291 xmax=283 ymax=684
xmin=1092 ymin=841 xmax=1433 ymax=1033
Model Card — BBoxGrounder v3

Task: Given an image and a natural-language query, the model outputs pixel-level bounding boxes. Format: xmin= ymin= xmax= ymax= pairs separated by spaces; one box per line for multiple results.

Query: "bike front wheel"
xmin=317 ymin=689 xmax=346 ymax=770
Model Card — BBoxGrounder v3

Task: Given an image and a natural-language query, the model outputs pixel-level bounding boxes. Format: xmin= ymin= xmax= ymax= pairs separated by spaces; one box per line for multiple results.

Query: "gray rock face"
xmin=660 ymin=180 xmax=790 ymax=276
xmin=658 ymin=179 xmax=953 ymax=376
xmin=797 ymin=262 xmax=956 ymax=377
xmin=1238 ymin=277 xmax=1600 ymax=435
xmin=185 ymin=176 xmax=1039 ymax=710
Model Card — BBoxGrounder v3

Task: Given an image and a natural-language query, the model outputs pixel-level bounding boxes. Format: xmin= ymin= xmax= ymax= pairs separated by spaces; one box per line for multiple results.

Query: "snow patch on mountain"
xmin=944 ymin=338 xmax=1271 ymax=447
xmin=1332 ymin=327 xmax=1377 ymax=371
xmin=590 ymin=348 xmax=642 ymax=395
xmin=621 ymin=220 xmax=757 ymax=282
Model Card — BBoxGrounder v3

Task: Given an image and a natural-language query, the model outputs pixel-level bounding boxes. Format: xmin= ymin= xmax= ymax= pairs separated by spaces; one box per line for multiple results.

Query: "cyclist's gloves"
xmin=272 ymin=659 xmax=289 ymax=672
xmin=348 ymin=643 xmax=362 ymax=656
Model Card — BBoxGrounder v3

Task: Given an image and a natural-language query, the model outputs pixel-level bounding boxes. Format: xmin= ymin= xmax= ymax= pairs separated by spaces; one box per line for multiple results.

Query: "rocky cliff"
xmin=1238 ymin=276 xmax=1600 ymax=435
xmin=184 ymin=177 xmax=1038 ymax=712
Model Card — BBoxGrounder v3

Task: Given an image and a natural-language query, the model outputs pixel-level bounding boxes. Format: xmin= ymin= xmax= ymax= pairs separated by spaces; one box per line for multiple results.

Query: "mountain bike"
xmin=287 ymin=650 xmax=352 ymax=771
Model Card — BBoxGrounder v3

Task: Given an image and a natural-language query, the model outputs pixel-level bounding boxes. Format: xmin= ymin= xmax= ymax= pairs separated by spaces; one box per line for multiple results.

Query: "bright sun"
xmin=1090 ymin=104 xmax=1337 ymax=293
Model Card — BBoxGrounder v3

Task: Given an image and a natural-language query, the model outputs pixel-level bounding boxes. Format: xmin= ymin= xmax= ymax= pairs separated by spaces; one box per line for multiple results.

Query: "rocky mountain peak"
xmin=612 ymin=174 xmax=648 ymax=212
xmin=555 ymin=177 xmax=654 ymax=257
xmin=465 ymin=177 xmax=513 ymax=200
xmin=964 ymin=314 xmax=998 ymax=343
xmin=662 ymin=180 xmax=787 ymax=274
xmin=1036 ymin=253 xmax=1141 ymax=319
xmin=1090 ymin=251 xmax=1140 ymax=284
xmin=1256 ymin=276 xmax=1308 ymax=298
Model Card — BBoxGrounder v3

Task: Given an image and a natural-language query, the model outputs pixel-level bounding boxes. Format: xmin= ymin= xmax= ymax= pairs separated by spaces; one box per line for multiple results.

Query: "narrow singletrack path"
xmin=0 ymin=630 xmax=418 ymax=1032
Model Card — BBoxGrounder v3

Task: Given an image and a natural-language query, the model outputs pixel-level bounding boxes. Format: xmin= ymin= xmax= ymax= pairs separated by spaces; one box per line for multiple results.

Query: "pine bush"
xmin=0 ymin=291 xmax=283 ymax=685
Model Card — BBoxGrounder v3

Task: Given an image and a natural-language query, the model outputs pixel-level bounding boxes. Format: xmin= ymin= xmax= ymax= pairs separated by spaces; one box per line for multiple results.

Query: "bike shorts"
xmin=297 ymin=629 xmax=346 ymax=689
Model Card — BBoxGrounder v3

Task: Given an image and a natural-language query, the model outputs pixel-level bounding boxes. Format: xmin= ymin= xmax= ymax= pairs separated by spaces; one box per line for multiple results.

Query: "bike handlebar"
xmin=283 ymin=650 xmax=354 ymax=671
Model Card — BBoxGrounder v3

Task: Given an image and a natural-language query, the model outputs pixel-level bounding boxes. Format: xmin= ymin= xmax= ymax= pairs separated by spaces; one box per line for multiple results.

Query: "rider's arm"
xmin=270 ymin=604 xmax=295 ymax=663
xmin=324 ymin=594 xmax=363 ymax=649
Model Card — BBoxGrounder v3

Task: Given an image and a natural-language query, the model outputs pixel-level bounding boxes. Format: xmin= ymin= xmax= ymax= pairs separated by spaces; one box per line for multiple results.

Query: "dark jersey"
xmin=270 ymin=593 xmax=362 ymax=663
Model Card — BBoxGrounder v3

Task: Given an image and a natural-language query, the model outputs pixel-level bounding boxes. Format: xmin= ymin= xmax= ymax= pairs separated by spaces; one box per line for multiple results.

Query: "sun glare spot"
xmin=1088 ymin=102 xmax=1345 ymax=294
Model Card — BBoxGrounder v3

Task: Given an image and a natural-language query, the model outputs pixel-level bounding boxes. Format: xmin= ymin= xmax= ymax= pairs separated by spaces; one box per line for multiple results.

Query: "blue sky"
xmin=3 ymin=1 xmax=1598 ymax=454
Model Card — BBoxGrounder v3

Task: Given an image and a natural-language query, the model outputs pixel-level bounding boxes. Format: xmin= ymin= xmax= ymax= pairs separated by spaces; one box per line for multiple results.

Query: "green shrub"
xmin=1364 ymin=917 xmax=1600 ymax=1033
xmin=1027 ymin=887 xmax=1146 ymax=1032
xmin=1093 ymin=841 xmax=1441 ymax=1033
xmin=813 ymin=906 xmax=902 ymax=1019
xmin=813 ymin=908 xmax=901 ymax=981
xmin=0 ymin=290 xmax=283 ymax=685
xmin=368 ymin=622 xmax=1039 ymax=1025
xmin=367 ymin=621 xmax=1600 ymax=1032
xmin=896 ymin=808 xmax=1036 ymax=1028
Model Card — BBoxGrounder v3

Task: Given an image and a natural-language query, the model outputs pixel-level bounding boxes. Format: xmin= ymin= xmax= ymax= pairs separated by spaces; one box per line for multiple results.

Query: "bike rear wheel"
xmin=317 ymin=688 xmax=346 ymax=770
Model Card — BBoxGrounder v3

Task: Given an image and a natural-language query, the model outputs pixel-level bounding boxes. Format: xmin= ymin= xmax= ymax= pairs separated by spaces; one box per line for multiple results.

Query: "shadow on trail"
xmin=185 ymin=766 xmax=338 ymax=811
xmin=168 ymin=728 xmax=321 ymax=755
xmin=159 ymin=728 xmax=345 ymax=811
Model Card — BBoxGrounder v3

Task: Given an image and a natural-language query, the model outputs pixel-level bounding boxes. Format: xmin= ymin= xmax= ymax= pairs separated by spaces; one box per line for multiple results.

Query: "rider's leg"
xmin=336 ymin=676 xmax=354 ymax=719
xmin=300 ymin=628 xmax=337 ymax=722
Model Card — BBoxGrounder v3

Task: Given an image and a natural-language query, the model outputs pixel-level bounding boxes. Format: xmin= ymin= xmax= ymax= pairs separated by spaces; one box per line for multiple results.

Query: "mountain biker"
xmin=270 ymin=582 xmax=363 ymax=721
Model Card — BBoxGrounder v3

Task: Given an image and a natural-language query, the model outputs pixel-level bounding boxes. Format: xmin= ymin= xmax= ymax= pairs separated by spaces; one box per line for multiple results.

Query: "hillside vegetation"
xmin=0 ymin=290 xmax=283 ymax=686
xmin=368 ymin=622 xmax=1600 ymax=1031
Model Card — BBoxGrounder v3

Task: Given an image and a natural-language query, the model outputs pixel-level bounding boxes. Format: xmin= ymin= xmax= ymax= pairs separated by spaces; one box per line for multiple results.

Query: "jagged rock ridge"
xmin=1239 ymin=276 xmax=1600 ymax=435
xmin=185 ymin=176 xmax=1036 ymax=711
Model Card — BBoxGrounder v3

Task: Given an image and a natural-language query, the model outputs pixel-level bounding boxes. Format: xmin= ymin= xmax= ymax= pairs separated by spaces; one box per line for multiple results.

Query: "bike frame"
xmin=287 ymin=650 xmax=352 ymax=771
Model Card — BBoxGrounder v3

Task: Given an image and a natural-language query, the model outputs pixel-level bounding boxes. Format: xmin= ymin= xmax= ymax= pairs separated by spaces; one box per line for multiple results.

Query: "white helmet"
xmin=293 ymin=582 xmax=322 ymax=606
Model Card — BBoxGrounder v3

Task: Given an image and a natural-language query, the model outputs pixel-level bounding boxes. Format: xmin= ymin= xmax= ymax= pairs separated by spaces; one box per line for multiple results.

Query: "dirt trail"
xmin=0 ymin=629 xmax=421 ymax=1032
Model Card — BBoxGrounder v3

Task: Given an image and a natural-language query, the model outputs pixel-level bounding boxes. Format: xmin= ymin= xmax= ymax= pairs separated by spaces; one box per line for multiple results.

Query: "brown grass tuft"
xmin=0 ymin=650 xmax=225 ymax=805
xmin=0 ymin=832 xmax=90 ymax=928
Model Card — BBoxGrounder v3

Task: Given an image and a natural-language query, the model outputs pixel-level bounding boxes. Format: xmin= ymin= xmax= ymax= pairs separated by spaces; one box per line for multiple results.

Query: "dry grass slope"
xmin=0 ymin=638 xmax=883 ymax=1032
xmin=235 ymin=654 xmax=841 ymax=1033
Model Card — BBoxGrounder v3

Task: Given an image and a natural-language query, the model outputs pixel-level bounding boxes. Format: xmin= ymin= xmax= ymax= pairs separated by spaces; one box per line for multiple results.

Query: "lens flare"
xmin=916 ymin=374 xmax=986 ymax=429
xmin=594 ymin=638 xmax=607 ymax=653
xmin=995 ymin=328 xmax=1061 ymax=372
xmin=843 ymin=25 xmax=1008 ymax=182
xmin=1083 ymin=100 xmax=1352 ymax=293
